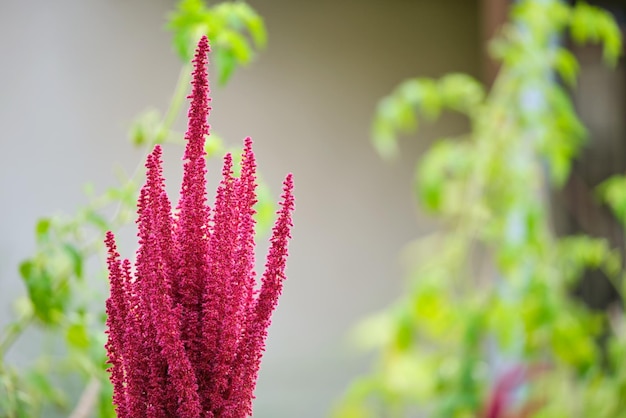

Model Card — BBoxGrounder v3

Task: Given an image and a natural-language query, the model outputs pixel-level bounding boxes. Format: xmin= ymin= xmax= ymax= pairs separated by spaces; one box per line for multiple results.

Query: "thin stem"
xmin=82 ymin=63 xmax=194 ymax=251
xmin=0 ymin=314 xmax=34 ymax=360
xmin=161 ymin=63 xmax=192 ymax=133
xmin=68 ymin=378 xmax=101 ymax=418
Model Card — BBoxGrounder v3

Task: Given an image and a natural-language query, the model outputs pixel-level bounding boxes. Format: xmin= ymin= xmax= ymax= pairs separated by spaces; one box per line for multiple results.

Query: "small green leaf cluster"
xmin=169 ymin=0 xmax=267 ymax=85
xmin=372 ymin=74 xmax=484 ymax=160
xmin=1 ymin=176 xmax=140 ymax=417
xmin=336 ymin=1 xmax=624 ymax=417
xmin=599 ymin=175 xmax=626 ymax=229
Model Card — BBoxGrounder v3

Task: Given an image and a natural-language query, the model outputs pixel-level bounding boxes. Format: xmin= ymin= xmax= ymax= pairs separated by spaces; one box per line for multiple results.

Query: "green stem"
xmin=161 ymin=63 xmax=192 ymax=136
xmin=81 ymin=62 xmax=194 ymax=253
xmin=0 ymin=313 xmax=34 ymax=360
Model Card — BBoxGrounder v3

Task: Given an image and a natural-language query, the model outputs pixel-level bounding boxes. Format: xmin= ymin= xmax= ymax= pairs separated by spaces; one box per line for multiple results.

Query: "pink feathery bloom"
xmin=104 ymin=35 xmax=294 ymax=418
xmin=482 ymin=364 xmax=549 ymax=418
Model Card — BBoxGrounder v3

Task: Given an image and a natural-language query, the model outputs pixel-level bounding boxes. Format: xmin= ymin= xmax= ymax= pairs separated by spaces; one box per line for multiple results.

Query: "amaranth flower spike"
xmin=104 ymin=35 xmax=295 ymax=418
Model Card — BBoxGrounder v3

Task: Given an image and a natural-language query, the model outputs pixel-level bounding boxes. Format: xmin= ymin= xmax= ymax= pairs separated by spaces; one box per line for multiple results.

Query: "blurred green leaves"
xmin=570 ymin=2 xmax=623 ymax=66
xmin=372 ymin=74 xmax=484 ymax=160
xmin=168 ymin=0 xmax=267 ymax=85
xmin=336 ymin=0 xmax=624 ymax=417
xmin=2 ymin=178 xmax=139 ymax=417
xmin=599 ymin=175 xmax=626 ymax=229
xmin=18 ymin=218 xmax=86 ymax=326
xmin=415 ymin=140 xmax=473 ymax=214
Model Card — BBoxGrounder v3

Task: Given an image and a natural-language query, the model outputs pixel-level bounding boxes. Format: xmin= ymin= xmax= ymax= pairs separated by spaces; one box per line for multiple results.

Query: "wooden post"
xmin=479 ymin=0 xmax=510 ymax=85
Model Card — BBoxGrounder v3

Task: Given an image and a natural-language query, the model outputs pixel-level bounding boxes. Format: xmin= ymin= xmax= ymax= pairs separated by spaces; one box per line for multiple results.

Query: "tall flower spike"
xmin=142 ymin=146 xmax=201 ymax=417
xmin=200 ymin=152 xmax=236 ymax=413
xmin=104 ymin=36 xmax=295 ymax=418
xmin=228 ymin=174 xmax=294 ymax=417
xmin=104 ymin=232 xmax=129 ymax=418
xmin=175 ymin=34 xmax=212 ymax=369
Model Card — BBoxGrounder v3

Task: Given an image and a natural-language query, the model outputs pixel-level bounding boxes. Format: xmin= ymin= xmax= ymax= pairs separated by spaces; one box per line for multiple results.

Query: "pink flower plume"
xmin=104 ymin=35 xmax=294 ymax=418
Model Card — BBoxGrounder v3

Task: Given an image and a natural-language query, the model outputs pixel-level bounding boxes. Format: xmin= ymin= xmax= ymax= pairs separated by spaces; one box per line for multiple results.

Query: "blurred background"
xmin=0 ymin=0 xmax=625 ymax=417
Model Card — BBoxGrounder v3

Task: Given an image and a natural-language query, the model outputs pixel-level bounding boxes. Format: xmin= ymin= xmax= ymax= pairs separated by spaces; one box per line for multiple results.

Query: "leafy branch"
xmin=336 ymin=1 xmax=623 ymax=417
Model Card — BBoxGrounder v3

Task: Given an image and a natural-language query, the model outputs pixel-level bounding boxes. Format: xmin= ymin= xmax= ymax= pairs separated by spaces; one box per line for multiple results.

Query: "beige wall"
xmin=0 ymin=0 xmax=479 ymax=416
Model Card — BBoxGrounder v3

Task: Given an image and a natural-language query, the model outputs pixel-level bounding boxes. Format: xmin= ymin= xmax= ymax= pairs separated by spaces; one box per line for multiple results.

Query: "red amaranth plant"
xmin=482 ymin=364 xmax=549 ymax=418
xmin=103 ymin=36 xmax=294 ymax=418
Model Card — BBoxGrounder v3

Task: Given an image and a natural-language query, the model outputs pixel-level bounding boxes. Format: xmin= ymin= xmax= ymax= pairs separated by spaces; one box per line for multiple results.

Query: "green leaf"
xmin=570 ymin=2 xmax=623 ymax=67
xmin=351 ymin=311 xmax=396 ymax=350
xmin=19 ymin=259 xmax=67 ymax=325
xmin=19 ymin=259 xmax=34 ymax=282
xmin=382 ymin=351 xmax=435 ymax=400
xmin=371 ymin=115 xmax=400 ymax=160
xmin=393 ymin=309 xmax=415 ymax=352
xmin=167 ymin=0 xmax=208 ymax=61
xmin=381 ymin=95 xmax=416 ymax=133
xmin=35 ymin=218 xmax=51 ymax=243
xmin=547 ymin=145 xmax=571 ymax=187
xmin=551 ymin=313 xmax=598 ymax=370
xmin=213 ymin=46 xmax=237 ymax=85
xmin=129 ymin=108 xmax=162 ymax=146
xmin=204 ymin=134 xmax=224 ymax=158
xmin=223 ymin=30 xmax=253 ymax=64
xmin=255 ymin=179 xmax=275 ymax=237
xmin=415 ymin=140 xmax=472 ymax=214
xmin=239 ymin=5 xmax=267 ymax=48
xmin=597 ymin=175 xmax=626 ymax=227
xmin=62 ymin=243 xmax=84 ymax=280
xmin=437 ymin=73 xmax=485 ymax=115
xmin=13 ymin=296 xmax=34 ymax=318
xmin=371 ymin=76 xmax=478 ymax=162
xmin=167 ymin=0 xmax=267 ymax=82
xmin=412 ymin=281 xmax=458 ymax=340
xmin=570 ymin=3 xmax=598 ymax=44
xmin=595 ymin=11 xmax=623 ymax=66
xmin=66 ymin=321 xmax=90 ymax=349
xmin=371 ymin=93 xmax=417 ymax=160
xmin=417 ymin=80 xmax=442 ymax=119
xmin=554 ymin=48 xmax=579 ymax=87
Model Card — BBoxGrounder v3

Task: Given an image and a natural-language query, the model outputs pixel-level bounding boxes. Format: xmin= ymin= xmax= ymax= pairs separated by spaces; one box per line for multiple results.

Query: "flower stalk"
xmin=104 ymin=35 xmax=294 ymax=418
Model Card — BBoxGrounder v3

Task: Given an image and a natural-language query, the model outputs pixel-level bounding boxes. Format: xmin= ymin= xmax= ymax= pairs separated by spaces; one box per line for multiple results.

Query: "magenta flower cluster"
xmin=104 ymin=36 xmax=294 ymax=418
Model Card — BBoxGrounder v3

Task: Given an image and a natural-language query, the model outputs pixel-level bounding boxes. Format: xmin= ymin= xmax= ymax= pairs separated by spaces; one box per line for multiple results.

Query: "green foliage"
xmin=598 ymin=175 xmax=626 ymax=229
xmin=168 ymin=0 xmax=267 ymax=85
xmin=372 ymin=74 xmax=485 ymax=160
xmin=0 ymin=1 xmax=272 ymax=417
xmin=131 ymin=1 xmax=268 ymax=149
xmin=336 ymin=1 xmax=624 ymax=417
